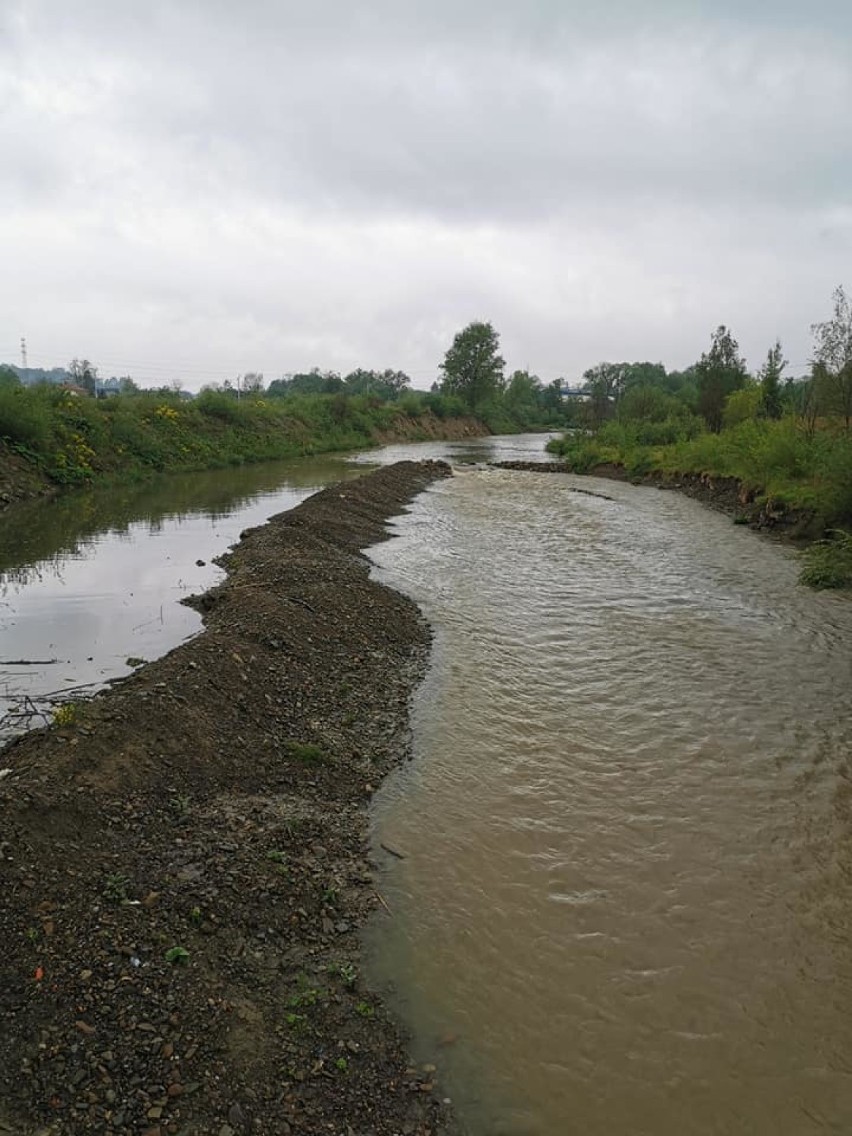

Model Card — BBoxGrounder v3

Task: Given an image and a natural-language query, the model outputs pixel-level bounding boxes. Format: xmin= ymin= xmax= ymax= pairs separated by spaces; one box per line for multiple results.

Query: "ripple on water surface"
xmin=367 ymin=468 xmax=852 ymax=1136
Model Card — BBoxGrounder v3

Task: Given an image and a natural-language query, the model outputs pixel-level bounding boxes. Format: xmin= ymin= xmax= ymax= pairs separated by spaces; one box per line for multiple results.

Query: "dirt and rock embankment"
xmin=492 ymin=460 xmax=822 ymax=540
xmin=0 ymin=461 xmax=458 ymax=1136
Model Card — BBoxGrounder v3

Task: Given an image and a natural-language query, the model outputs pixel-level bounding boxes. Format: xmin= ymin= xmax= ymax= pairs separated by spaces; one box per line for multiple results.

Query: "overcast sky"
xmin=1 ymin=1 xmax=850 ymax=389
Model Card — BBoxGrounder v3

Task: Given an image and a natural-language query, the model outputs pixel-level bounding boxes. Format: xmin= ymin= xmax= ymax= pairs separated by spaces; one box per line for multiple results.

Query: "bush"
xmin=0 ymin=386 xmax=53 ymax=454
xmin=799 ymin=530 xmax=852 ymax=589
xmin=397 ymin=391 xmax=428 ymax=417
xmin=423 ymin=392 xmax=467 ymax=419
xmin=195 ymin=390 xmax=248 ymax=423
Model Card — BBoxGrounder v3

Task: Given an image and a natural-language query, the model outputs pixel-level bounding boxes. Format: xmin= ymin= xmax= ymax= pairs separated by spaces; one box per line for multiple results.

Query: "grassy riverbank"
xmin=548 ymin=419 xmax=852 ymax=587
xmin=0 ymin=386 xmax=488 ymax=505
xmin=0 ymin=461 xmax=457 ymax=1136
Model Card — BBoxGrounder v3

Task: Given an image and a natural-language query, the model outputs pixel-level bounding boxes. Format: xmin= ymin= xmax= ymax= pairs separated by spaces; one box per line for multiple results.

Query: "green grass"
xmin=799 ymin=530 xmax=852 ymax=589
xmin=0 ymin=387 xmax=481 ymax=488
xmin=284 ymin=741 xmax=331 ymax=766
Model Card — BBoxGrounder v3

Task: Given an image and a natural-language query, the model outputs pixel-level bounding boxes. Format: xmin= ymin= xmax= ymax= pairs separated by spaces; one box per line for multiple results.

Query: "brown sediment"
xmin=0 ymin=460 xmax=458 ymax=1136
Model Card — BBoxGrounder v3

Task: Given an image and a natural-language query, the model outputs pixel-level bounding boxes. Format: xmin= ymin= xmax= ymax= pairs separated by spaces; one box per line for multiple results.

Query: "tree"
xmin=582 ymin=363 xmax=624 ymax=403
xmin=504 ymin=369 xmax=542 ymax=416
xmin=695 ymin=326 xmax=748 ymax=432
xmin=439 ymin=321 xmax=505 ymax=409
xmin=583 ymin=372 xmax=616 ymax=429
xmin=811 ymin=285 xmax=852 ymax=428
xmin=0 ymin=364 xmax=20 ymax=388
xmin=68 ymin=358 xmax=98 ymax=394
xmin=242 ymin=372 xmax=265 ymax=394
xmin=723 ymin=384 xmax=762 ymax=428
xmin=343 ymin=368 xmax=411 ymax=399
xmin=618 ymin=383 xmax=673 ymax=423
xmin=758 ymin=340 xmax=786 ymax=419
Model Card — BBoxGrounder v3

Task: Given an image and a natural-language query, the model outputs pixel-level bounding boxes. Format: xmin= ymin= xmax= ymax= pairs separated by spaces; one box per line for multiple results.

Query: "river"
xmin=0 ymin=434 xmax=546 ymax=741
xmin=366 ymin=466 xmax=852 ymax=1135
xmin=3 ymin=439 xmax=851 ymax=1134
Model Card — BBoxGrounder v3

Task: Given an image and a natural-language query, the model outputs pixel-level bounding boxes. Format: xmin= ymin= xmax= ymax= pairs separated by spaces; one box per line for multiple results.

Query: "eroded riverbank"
xmin=0 ymin=460 xmax=456 ymax=1136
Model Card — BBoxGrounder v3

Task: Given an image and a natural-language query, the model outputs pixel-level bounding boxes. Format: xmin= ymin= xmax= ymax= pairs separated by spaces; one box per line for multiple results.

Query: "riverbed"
xmin=366 ymin=466 xmax=852 ymax=1135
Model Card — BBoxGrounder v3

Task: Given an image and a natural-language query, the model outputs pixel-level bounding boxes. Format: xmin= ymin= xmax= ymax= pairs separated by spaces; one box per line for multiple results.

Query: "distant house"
xmin=559 ymin=386 xmax=590 ymax=402
xmin=59 ymin=383 xmax=92 ymax=397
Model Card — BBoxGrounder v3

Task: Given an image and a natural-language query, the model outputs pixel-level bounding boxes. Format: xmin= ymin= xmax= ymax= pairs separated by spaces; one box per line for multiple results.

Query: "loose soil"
xmin=0 ymin=461 xmax=458 ymax=1136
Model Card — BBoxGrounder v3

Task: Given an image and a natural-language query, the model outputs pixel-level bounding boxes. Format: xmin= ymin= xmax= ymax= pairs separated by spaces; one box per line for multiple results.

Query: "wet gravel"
xmin=0 ymin=460 xmax=457 ymax=1136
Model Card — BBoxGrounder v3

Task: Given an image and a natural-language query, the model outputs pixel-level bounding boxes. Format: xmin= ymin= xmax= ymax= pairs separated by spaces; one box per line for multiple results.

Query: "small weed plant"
xmin=52 ymin=702 xmax=79 ymax=727
xmin=102 ymin=873 xmax=131 ymax=903
xmin=284 ymin=741 xmax=331 ymax=766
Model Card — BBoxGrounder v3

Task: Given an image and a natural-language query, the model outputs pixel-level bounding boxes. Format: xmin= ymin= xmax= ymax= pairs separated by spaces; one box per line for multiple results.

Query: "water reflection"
xmin=0 ymin=456 xmax=362 ymax=742
xmin=0 ymin=458 xmax=354 ymax=592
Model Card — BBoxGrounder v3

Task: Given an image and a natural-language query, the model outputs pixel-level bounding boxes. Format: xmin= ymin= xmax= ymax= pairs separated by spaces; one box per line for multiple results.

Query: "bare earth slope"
xmin=0 ymin=460 xmax=455 ymax=1136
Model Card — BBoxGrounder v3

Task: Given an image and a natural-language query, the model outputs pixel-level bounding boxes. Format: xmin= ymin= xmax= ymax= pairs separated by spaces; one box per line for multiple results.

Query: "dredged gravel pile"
xmin=0 ymin=460 xmax=456 ymax=1136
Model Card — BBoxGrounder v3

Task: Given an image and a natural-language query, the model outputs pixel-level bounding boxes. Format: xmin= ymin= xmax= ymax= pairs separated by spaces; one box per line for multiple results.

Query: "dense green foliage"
xmin=695 ymin=326 xmax=748 ymax=433
xmin=267 ymin=368 xmax=410 ymax=400
xmin=0 ymin=385 xmax=477 ymax=487
xmin=439 ymin=321 xmax=506 ymax=410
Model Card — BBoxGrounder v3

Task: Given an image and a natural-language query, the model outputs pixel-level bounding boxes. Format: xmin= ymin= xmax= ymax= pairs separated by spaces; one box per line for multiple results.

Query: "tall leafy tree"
xmin=439 ymin=321 xmax=505 ymax=409
xmin=695 ymin=326 xmax=748 ymax=432
xmin=758 ymin=340 xmax=786 ymax=419
xmin=811 ymin=285 xmax=852 ymax=428
xmin=505 ymin=369 xmax=542 ymax=416
xmin=343 ymin=368 xmax=410 ymax=399
xmin=583 ymin=372 xmax=616 ymax=429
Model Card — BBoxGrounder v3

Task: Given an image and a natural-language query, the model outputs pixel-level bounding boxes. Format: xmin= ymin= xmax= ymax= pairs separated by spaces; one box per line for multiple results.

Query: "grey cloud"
xmin=6 ymin=1 xmax=851 ymax=225
xmin=1 ymin=0 xmax=850 ymax=386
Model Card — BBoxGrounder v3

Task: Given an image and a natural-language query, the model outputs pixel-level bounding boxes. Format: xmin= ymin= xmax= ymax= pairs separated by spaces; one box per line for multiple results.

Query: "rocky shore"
xmin=0 ymin=461 xmax=457 ymax=1136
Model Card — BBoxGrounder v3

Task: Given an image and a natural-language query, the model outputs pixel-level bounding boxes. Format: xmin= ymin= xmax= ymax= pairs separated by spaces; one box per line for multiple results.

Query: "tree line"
xmin=570 ymin=285 xmax=852 ymax=437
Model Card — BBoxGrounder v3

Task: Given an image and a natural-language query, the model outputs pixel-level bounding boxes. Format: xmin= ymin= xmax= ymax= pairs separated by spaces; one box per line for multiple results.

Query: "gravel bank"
xmin=0 ymin=460 xmax=456 ymax=1136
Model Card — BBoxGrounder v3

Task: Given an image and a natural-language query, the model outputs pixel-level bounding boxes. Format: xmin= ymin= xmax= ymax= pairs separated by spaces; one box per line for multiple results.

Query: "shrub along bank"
xmin=0 ymin=386 xmax=486 ymax=501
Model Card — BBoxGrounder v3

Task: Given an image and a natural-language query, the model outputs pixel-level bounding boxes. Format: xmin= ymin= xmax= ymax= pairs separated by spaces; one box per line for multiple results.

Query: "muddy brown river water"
xmin=367 ymin=467 xmax=852 ymax=1135
xmin=2 ymin=440 xmax=851 ymax=1133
